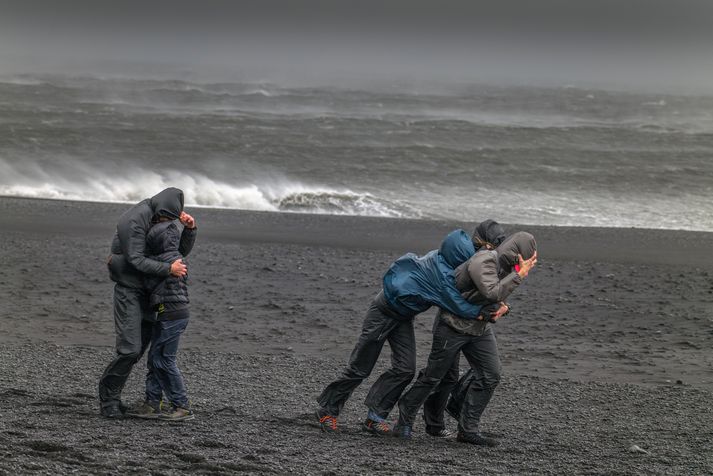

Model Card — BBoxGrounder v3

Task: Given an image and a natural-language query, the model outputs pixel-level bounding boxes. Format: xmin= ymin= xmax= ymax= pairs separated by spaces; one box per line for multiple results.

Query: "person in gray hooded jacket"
xmin=420 ymin=219 xmax=507 ymax=438
xmin=394 ymin=232 xmax=537 ymax=445
xmin=99 ymin=187 xmax=195 ymax=418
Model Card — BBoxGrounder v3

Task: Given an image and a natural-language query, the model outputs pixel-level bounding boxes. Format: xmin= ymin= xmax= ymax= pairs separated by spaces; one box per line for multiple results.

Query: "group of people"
xmin=96 ymin=187 xmax=538 ymax=447
xmin=316 ymin=221 xmax=537 ymax=446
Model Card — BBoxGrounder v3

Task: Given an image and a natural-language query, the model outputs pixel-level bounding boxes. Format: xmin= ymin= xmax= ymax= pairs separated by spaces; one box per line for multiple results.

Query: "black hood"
xmin=472 ymin=219 xmax=506 ymax=248
xmin=150 ymin=187 xmax=184 ymax=220
xmin=496 ymin=231 xmax=537 ymax=271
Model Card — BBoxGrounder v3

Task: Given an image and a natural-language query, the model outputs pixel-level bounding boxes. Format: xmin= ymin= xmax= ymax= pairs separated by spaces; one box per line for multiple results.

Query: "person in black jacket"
xmin=128 ymin=214 xmax=197 ymax=421
xmin=99 ymin=188 xmax=194 ymax=418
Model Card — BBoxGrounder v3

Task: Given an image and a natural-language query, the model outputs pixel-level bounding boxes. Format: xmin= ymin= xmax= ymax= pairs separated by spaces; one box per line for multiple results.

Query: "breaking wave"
xmin=0 ymin=164 xmax=417 ymax=218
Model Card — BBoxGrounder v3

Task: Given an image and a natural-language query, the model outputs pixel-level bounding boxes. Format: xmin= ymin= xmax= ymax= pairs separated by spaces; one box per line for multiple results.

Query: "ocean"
xmin=1 ymin=74 xmax=711 ymax=231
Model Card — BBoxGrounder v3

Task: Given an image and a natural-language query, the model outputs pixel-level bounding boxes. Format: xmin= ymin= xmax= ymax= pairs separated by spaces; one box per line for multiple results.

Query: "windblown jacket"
xmin=107 ymin=188 xmax=185 ymax=289
xmin=440 ymin=231 xmax=536 ymax=334
xmin=382 ymin=229 xmax=483 ymax=319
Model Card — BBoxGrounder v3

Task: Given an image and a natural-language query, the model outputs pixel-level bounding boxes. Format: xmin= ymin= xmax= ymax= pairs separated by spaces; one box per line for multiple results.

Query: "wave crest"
xmin=0 ymin=165 xmax=416 ymax=218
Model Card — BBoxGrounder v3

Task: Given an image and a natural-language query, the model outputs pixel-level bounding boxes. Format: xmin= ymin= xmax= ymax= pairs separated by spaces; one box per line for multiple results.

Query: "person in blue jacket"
xmin=315 ymin=224 xmax=504 ymax=435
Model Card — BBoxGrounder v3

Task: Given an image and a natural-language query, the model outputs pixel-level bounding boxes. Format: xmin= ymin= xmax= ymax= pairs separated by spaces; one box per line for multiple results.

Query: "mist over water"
xmin=0 ymin=73 xmax=711 ymax=230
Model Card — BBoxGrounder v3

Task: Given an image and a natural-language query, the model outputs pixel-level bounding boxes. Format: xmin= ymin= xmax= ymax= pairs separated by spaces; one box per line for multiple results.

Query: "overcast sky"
xmin=1 ymin=0 xmax=711 ymax=91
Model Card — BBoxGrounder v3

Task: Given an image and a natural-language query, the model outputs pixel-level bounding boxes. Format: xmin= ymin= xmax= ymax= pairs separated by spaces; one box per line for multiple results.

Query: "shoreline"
xmin=1 ymin=195 xmax=712 ymax=473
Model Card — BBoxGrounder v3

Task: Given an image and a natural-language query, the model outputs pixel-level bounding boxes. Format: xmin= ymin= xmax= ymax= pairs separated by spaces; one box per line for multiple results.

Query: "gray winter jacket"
xmin=440 ymin=232 xmax=536 ymax=335
xmin=107 ymin=188 xmax=185 ymax=289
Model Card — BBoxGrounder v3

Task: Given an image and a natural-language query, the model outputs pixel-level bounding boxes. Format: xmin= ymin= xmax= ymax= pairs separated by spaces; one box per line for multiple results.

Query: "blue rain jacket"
xmin=382 ymin=229 xmax=483 ymax=319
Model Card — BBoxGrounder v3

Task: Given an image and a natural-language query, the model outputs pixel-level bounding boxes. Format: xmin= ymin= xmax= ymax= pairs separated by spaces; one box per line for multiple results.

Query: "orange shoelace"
xmin=319 ymin=415 xmax=338 ymax=431
xmin=376 ymin=421 xmax=390 ymax=433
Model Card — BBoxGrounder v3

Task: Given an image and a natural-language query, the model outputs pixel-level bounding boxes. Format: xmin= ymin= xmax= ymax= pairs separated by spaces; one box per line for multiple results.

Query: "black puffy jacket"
xmin=107 ymin=188 xmax=185 ymax=288
xmin=144 ymin=220 xmax=197 ymax=308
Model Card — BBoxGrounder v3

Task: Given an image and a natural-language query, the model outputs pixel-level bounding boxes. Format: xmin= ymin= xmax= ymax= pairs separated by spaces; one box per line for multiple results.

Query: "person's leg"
xmin=422 ymin=353 xmax=460 ymax=435
xmin=98 ymin=285 xmax=151 ymax=414
xmin=458 ymin=327 xmax=501 ymax=442
xmin=151 ymin=319 xmax=191 ymax=415
xmin=317 ymin=301 xmax=395 ymax=418
xmin=144 ymin=322 xmax=163 ymax=405
xmin=363 ymin=317 xmax=417 ymax=419
xmin=395 ymin=321 xmax=465 ymax=431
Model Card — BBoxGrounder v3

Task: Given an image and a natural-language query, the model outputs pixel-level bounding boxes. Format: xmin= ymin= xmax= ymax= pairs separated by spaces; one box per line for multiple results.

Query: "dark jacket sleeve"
xmin=179 ymin=227 xmax=197 ymax=257
xmin=468 ymin=252 xmax=522 ymax=303
xmin=123 ymin=218 xmax=171 ymax=277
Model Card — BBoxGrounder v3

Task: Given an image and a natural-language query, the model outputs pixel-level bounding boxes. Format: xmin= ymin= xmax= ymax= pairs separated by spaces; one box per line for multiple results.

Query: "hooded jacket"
xmin=472 ymin=219 xmax=506 ymax=248
xmin=144 ymin=220 xmax=196 ymax=309
xmin=382 ymin=229 xmax=483 ymax=319
xmin=440 ymin=231 xmax=537 ymax=334
xmin=107 ymin=187 xmax=186 ymax=289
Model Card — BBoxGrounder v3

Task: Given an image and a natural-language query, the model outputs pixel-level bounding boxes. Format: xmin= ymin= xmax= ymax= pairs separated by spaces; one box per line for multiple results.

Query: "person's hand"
xmin=180 ymin=211 xmax=196 ymax=229
xmin=489 ymin=302 xmax=510 ymax=322
xmin=517 ymin=250 xmax=538 ymax=279
xmin=170 ymin=259 xmax=187 ymax=277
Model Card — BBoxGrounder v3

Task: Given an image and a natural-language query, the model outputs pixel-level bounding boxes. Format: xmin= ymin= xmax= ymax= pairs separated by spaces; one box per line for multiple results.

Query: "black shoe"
xmin=100 ymin=403 xmax=125 ymax=419
xmin=426 ymin=426 xmax=455 ymax=438
xmin=391 ymin=424 xmax=413 ymax=440
xmin=456 ymin=431 xmax=500 ymax=447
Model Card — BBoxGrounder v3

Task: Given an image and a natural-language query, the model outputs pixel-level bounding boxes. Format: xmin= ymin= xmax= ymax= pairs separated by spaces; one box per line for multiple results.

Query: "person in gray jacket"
xmin=394 ymin=232 xmax=537 ymax=445
xmin=99 ymin=187 xmax=194 ymax=418
xmin=420 ymin=220 xmax=507 ymax=438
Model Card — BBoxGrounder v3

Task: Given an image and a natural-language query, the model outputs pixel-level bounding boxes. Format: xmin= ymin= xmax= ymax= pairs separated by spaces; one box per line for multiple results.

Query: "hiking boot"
xmin=362 ymin=410 xmax=391 ymax=436
xmin=426 ymin=426 xmax=455 ymax=438
xmin=159 ymin=406 xmax=195 ymax=422
xmin=316 ymin=410 xmax=339 ymax=432
xmin=100 ymin=402 xmax=125 ymax=419
xmin=392 ymin=424 xmax=413 ymax=440
xmin=126 ymin=401 xmax=162 ymax=420
xmin=456 ymin=431 xmax=500 ymax=447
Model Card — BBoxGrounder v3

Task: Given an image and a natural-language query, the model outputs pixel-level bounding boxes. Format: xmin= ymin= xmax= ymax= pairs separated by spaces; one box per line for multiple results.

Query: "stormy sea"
xmin=1 ymin=73 xmax=711 ymax=231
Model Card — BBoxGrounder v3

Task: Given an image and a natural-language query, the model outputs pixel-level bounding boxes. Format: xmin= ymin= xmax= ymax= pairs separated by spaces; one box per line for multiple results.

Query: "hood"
xmin=150 ymin=187 xmax=184 ymax=220
xmin=439 ymin=229 xmax=476 ymax=268
xmin=472 ymin=219 xmax=506 ymax=248
xmin=496 ymin=231 xmax=537 ymax=270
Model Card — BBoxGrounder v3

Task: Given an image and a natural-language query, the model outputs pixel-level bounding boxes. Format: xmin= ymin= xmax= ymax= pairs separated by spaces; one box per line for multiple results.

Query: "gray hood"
xmin=496 ymin=231 xmax=537 ymax=271
xmin=150 ymin=187 xmax=184 ymax=220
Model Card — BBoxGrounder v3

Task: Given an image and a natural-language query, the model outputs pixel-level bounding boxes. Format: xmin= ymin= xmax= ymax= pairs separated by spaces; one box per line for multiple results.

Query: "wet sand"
xmin=1 ymin=197 xmax=712 ymax=474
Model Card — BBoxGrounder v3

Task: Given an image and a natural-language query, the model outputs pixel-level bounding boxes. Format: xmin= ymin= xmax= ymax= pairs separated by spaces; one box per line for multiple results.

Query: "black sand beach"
xmin=1 ymin=197 xmax=712 ymax=474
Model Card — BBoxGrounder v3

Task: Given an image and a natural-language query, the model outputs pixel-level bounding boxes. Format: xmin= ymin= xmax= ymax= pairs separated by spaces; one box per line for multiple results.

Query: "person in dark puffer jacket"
xmin=131 ymin=214 xmax=197 ymax=422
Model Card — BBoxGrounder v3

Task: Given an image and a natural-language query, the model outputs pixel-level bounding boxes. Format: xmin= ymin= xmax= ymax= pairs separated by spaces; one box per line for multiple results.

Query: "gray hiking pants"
xmin=398 ymin=318 xmax=501 ymax=434
xmin=317 ymin=292 xmax=416 ymax=418
xmin=98 ymin=284 xmax=154 ymax=408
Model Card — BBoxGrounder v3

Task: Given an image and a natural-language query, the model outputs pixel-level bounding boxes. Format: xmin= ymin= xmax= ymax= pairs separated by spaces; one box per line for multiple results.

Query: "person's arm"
xmin=468 ymin=253 xmax=522 ymax=303
xmin=123 ymin=219 xmax=172 ymax=277
xmin=178 ymin=212 xmax=197 ymax=256
xmin=436 ymin=274 xmax=484 ymax=319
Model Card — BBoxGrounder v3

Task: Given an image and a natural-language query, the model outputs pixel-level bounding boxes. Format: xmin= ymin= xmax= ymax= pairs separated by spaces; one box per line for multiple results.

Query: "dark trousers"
xmin=98 ymin=284 xmax=154 ymax=408
xmin=398 ymin=319 xmax=500 ymax=434
xmin=145 ymin=318 xmax=190 ymax=408
xmin=317 ymin=294 xmax=416 ymax=418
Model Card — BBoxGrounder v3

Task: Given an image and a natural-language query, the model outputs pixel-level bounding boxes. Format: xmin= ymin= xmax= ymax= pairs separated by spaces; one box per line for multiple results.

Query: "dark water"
xmin=1 ymin=74 xmax=711 ymax=230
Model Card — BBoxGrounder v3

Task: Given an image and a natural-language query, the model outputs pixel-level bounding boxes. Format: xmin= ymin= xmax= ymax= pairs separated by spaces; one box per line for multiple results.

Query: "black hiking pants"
xmin=98 ymin=284 xmax=154 ymax=408
xmin=317 ymin=292 xmax=416 ymax=418
xmin=398 ymin=318 xmax=500 ymax=434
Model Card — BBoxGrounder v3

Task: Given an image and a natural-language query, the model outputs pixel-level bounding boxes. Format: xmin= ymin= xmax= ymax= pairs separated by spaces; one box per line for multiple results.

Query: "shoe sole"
xmin=160 ymin=415 xmax=195 ymax=422
xmin=126 ymin=413 xmax=162 ymax=420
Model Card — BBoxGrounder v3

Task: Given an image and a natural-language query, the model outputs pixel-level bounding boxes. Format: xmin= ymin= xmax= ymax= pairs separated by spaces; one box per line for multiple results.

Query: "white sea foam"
xmin=0 ymin=163 xmax=413 ymax=218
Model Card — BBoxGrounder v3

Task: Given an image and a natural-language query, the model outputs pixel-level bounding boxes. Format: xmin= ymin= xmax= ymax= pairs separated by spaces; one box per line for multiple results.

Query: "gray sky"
xmin=1 ymin=0 xmax=712 ymax=91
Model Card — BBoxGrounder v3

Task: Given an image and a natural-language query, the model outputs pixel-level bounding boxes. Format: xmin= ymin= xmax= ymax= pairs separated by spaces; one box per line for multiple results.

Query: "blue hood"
xmin=439 ymin=229 xmax=476 ymax=268
xmin=381 ymin=229 xmax=482 ymax=319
